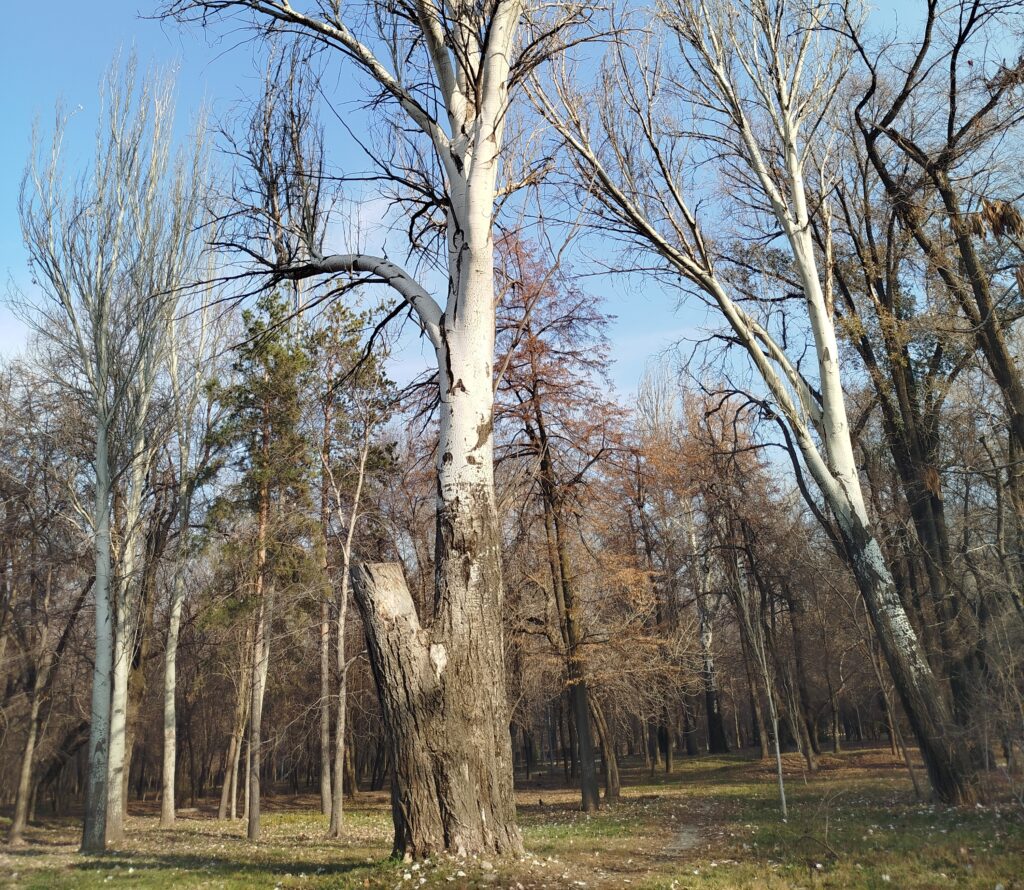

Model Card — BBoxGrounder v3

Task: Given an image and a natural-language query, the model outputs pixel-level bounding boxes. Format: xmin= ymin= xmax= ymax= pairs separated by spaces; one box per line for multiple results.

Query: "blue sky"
xmin=0 ymin=2 xmax=918 ymax=395
xmin=0 ymin=1 xmax=713 ymax=395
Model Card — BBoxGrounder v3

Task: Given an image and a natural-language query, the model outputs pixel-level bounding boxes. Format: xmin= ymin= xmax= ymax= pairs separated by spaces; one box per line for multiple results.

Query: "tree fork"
xmin=351 ymin=563 xmax=522 ymax=859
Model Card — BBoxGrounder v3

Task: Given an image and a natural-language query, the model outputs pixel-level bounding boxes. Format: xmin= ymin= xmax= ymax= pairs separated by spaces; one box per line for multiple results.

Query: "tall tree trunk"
xmin=318 ymin=600 xmax=332 ymax=819
xmin=528 ymin=326 xmax=600 ymax=813
xmin=839 ymin=519 xmax=976 ymax=803
xmin=247 ymin=416 xmax=272 ymax=842
xmin=329 ymin=427 xmax=368 ymax=837
xmin=242 ymin=738 xmax=250 ymax=822
xmin=247 ymin=594 xmax=271 ymax=841
xmin=218 ymin=733 xmax=237 ymax=821
xmin=160 ymin=571 xmax=186 ymax=827
xmin=7 ymin=680 xmax=43 ymax=844
xmin=344 ymin=271 xmax=523 ymax=856
xmin=82 ymin=424 xmax=113 ymax=853
xmin=318 ymin=395 xmax=335 ymax=820
xmin=106 ymin=447 xmax=148 ymax=846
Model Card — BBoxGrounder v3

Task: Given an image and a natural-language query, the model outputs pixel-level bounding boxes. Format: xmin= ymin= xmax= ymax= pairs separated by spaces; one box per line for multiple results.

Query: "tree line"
xmin=1 ymin=0 xmax=1023 ymax=860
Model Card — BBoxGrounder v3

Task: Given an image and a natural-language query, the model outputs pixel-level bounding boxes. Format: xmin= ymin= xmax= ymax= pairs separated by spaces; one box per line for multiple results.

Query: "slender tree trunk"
xmin=765 ymin=681 xmax=788 ymax=820
xmin=318 ymin=394 xmax=335 ymax=820
xmin=160 ymin=571 xmax=187 ymax=827
xmin=529 ymin=336 xmax=600 ymax=813
xmin=247 ymin=594 xmax=271 ymax=841
xmin=828 ymin=678 xmax=842 ymax=754
xmin=682 ymin=697 xmax=700 ymax=756
xmin=590 ymin=699 xmax=620 ymax=801
xmin=82 ymin=424 xmax=113 ymax=853
xmin=328 ymin=642 xmax=347 ymax=838
xmin=344 ymin=735 xmax=357 ymax=799
xmin=242 ymin=738 xmax=250 ymax=822
xmin=661 ymin=710 xmax=674 ymax=774
xmin=218 ymin=733 xmax=237 ymax=821
xmin=247 ymin=411 xmax=271 ymax=841
xmin=219 ymin=631 xmax=251 ymax=820
xmin=318 ymin=600 xmax=332 ymax=819
xmin=328 ymin=428 xmax=368 ymax=837
xmin=8 ymin=682 xmax=43 ymax=844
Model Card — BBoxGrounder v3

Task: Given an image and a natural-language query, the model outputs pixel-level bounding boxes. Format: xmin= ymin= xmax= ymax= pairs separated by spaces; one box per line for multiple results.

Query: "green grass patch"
xmin=2 ymin=751 xmax=1022 ymax=889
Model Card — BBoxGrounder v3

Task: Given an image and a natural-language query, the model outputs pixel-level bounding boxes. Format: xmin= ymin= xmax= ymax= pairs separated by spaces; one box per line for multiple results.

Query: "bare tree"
xmin=534 ymin=0 xmax=977 ymax=802
xmin=19 ymin=56 xmax=208 ymax=850
xmin=160 ymin=290 xmax=226 ymax=827
xmin=162 ymin=0 xmax=587 ymax=856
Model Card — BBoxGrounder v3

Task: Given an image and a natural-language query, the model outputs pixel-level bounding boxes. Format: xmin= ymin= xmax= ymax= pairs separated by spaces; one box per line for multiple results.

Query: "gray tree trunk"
xmin=351 ymin=563 xmax=521 ymax=858
xmin=81 ymin=425 xmax=113 ymax=853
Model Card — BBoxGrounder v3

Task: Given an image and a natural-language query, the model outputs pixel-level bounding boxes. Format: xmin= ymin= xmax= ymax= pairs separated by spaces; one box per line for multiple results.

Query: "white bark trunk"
xmin=82 ymin=423 xmax=113 ymax=852
xmin=106 ymin=449 xmax=146 ymax=844
xmin=106 ymin=616 xmax=130 ymax=842
xmin=247 ymin=594 xmax=272 ymax=841
xmin=160 ymin=570 xmax=186 ymax=826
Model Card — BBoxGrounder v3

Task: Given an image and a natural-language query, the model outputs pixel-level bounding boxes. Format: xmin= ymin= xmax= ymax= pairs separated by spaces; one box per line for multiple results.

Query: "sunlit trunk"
xmin=160 ymin=570 xmax=186 ymax=827
xmin=82 ymin=423 xmax=113 ymax=853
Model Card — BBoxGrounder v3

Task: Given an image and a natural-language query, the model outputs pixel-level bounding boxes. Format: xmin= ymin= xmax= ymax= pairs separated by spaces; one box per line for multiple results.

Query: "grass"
xmin=1 ymin=748 xmax=1022 ymax=889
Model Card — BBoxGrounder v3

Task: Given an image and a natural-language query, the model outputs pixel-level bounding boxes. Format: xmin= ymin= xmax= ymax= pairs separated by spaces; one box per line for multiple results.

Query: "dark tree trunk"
xmin=682 ymin=698 xmax=700 ymax=757
xmin=351 ymin=563 xmax=521 ymax=858
xmin=590 ymin=699 xmax=620 ymax=801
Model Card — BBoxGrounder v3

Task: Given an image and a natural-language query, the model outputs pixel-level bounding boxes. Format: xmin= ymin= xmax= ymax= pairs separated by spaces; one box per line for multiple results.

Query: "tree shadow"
xmin=63 ymin=849 xmax=377 ymax=880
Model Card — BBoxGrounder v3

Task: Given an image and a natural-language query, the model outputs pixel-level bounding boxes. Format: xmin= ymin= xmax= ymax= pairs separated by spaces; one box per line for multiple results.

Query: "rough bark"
xmin=351 ymin=563 xmax=521 ymax=858
xmin=841 ymin=519 xmax=976 ymax=803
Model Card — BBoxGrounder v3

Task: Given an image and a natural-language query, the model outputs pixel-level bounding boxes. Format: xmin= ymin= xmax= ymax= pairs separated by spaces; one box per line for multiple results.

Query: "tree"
xmin=162 ymin=0 xmax=584 ymax=856
xmin=536 ymin=0 xmax=978 ymax=803
xmin=308 ymin=302 xmax=395 ymax=837
xmin=160 ymin=293 xmax=226 ymax=827
xmin=634 ymin=367 xmax=731 ymax=756
xmin=214 ymin=292 xmax=318 ymax=841
xmin=495 ymin=235 xmax=620 ymax=810
xmin=0 ymin=370 xmax=91 ymax=844
xmin=19 ymin=57 xmax=208 ymax=849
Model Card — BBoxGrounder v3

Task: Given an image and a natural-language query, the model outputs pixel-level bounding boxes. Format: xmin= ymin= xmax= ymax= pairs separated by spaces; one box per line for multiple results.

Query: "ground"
xmin=1 ymin=748 xmax=1022 ymax=889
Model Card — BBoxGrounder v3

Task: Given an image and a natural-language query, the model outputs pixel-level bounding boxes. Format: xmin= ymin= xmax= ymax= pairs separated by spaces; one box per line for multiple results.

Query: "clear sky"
xmin=0 ymin=2 xmax=916 ymax=395
xmin=0 ymin=1 xmax=717 ymax=395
